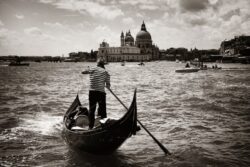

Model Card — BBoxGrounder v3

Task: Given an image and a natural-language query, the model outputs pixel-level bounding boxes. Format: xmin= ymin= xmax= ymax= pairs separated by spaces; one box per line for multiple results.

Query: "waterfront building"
xmin=220 ymin=35 xmax=250 ymax=63
xmin=98 ymin=21 xmax=159 ymax=62
xmin=220 ymin=35 xmax=250 ymax=56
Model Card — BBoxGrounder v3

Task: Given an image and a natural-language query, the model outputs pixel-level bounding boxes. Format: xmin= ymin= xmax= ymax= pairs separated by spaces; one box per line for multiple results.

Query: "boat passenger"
xmin=88 ymin=58 xmax=111 ymax=129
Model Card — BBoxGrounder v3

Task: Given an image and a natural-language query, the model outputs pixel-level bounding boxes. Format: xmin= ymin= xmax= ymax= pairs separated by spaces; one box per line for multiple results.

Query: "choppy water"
xmin=0 ymin=61 xmax=250 ymax=167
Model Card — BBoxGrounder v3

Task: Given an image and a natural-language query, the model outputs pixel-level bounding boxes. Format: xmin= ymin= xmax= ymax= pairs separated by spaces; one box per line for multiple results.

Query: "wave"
xmin=189 ymin=125 xmax=212 ymax=131
xmin=17 ymin=112 xmax=62 ymax=136
xmin=211 ymin=140 xmax=227 ymax=145
xmin=169 ymin=127 xmax=186 ymax=133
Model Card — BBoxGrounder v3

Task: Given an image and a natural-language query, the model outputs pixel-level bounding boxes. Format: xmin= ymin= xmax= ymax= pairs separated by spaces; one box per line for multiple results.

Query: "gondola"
xmin=62 ymin=90 xmax=138 ymax=154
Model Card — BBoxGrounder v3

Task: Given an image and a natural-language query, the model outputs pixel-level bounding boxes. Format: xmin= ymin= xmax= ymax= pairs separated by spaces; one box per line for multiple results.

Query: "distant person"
xmin=185 ymin=63 xmax=190 ymax=68
xmin=88 ymin=59 xmax=111 ymax=129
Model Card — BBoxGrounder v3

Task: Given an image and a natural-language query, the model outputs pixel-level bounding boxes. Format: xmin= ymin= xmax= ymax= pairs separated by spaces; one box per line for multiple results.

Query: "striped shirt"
xmin=89 ymin=66 xmax=110 ymax=93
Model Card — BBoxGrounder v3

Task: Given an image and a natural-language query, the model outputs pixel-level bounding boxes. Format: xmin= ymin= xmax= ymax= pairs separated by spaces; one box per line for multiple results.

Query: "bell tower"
xmin=120 ymin=31 xmax=124 ymax=46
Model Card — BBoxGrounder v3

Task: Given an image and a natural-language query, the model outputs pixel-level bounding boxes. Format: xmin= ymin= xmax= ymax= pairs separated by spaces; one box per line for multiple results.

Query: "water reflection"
xmin=66 ymin=148 xmax=137 ymax=167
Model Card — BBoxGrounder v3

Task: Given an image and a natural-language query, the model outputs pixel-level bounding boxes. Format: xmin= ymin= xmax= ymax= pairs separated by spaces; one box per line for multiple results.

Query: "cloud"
xmin=187 ymin=17 xmax=208 ymax=26
xmin=177 ymin=12 xmax=212 ymax=27
xmin=0 ymin=28 xmax=23 ymax=54
xmin=122 ymin=17 xmax=135 ymax=25
xmin=151 ymin=0 xmax=250 ymax=49
xmin=39 ymin=0 xmax=55 ymax=3
xmin=0 ymin=20 xmax=4 ymax=26
xmin=81 ymin=2 xmax=124 ymax=20
xmin=241 ymin=20 xmax=250 ymax=35
xmin=15 ymin=14 xmax=24 ymax=19
xmin=119 ymin=0 xmax=161 ymax=11
xmin=0 ymin=28 xmax=8 ymax=39
xmin=147 ymin=18 xmax=220 ymax=49
xmin=23 ymin=27 xmax=56 ymax=42
xmin=208 ymin=0 xmax=218 ymax=5
xmin=136 ymin=13 xmax=144 ymax=18
xmin=221 ymin=8 xmax=241 ymax=21
xmin=139 ymin=4 xmax=159 ymax=10
xmin=179 ymin=0 xmax=210 ymax=12
xmin=119 ymin=0 xmax=140 ymax=5
xmin=93 ymin=25 xmax=118 ymax=46
xmin=39 ymin=0 xmax=124 ymax=20
xmin=24 ymin=27 xmax=43 ymax=36
xmin=44 ymin=22 xmax=65 ymax=28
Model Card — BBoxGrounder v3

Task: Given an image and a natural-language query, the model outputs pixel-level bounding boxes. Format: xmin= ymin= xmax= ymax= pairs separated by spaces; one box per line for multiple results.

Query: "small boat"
xmin=8 ymin=62 xmax=30 ymax=66
xmin=121 ymin=61 xmax=125 ymax=66
xmin=175 ymin=68 xmax=199 ymax=73
xmin=138 ymin=62 xmax=145 ymax=66
xmin=62 ymin=90 xmax=138 ymax=154
xmin=81 ymin=70 xmax=90 ymax=74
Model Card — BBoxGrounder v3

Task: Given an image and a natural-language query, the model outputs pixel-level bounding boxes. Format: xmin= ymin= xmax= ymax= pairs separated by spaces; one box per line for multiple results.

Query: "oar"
xmin=107 ymin=88 xmax=171 ymax=155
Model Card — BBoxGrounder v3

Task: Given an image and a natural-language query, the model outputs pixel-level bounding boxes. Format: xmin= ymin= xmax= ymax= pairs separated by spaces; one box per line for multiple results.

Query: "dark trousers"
xmin=89 ymin=91 xmax=107 ymax=128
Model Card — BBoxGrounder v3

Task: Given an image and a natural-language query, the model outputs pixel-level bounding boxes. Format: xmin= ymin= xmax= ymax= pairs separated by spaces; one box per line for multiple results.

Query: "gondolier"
xmin=88 ymin=58 xmax=110 ymax=129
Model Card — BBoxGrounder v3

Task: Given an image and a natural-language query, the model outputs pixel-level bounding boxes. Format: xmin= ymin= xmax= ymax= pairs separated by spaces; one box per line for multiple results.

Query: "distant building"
xmin=220 ymin=35 xmax=250 ymax=56
xmin=98 ymin=21 xmax=159 ymax=62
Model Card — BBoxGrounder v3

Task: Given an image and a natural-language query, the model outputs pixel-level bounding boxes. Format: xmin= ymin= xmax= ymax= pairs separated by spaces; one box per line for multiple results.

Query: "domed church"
xmin=98 ymin=21 xmax=159 ymax=62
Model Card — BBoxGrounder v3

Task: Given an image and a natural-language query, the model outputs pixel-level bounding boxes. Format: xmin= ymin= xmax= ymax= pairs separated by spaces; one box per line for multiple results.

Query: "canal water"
xmin=0 ymin=61 xmax=250 ymax=167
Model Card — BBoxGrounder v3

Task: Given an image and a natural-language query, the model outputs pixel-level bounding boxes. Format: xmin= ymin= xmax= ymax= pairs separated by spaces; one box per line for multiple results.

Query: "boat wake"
xmin=17 ymin=112 xmax=62 ymax=136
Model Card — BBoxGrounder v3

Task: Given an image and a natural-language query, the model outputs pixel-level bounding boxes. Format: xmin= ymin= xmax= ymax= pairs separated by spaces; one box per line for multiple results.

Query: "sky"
xmin=0 ymin=0 xmax=250 ymax=56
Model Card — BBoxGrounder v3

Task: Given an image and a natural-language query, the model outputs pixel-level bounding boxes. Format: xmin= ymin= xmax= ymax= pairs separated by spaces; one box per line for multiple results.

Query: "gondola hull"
xmin=62 ymin=90 xmax=137 ymax=154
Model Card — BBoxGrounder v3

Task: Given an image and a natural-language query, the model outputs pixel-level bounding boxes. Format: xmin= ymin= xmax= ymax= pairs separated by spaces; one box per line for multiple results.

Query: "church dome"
xmin=136 ymin=31 xmax=151 ymax=40
xmin=136 ymin=21 xmax=151 ymax=41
